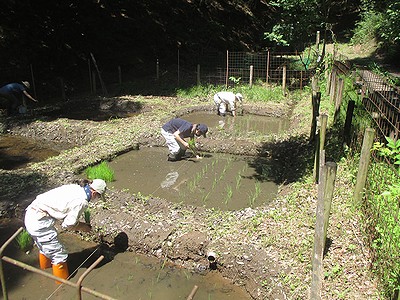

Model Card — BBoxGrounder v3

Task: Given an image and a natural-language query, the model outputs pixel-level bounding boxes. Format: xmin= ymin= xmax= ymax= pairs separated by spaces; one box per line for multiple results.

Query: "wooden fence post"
xmin=90 ymin=53 xmax=108 ymax=95
xmin=249 ymin=65 xmax=253 ymax=88
xmin=316 ymin=31 xmax=320 ymax=51
xmin=334 ymin=77 xmax=345 ymax=122
xmin=323 ymin=162 xmax=337 ymax=242
xmin=311 ymin=161 xmax=337 ymax=299
xmin=88 ymin=58 xmax=92 ymax=93
xmin=310 ymin=83 xmax=321 ymax=142
xmin=314 ymin=114 xmax=328 ymax=183
xmin=29 ymin=64 xmax=37 ymax=98
xmin=282 ymin=65 xmax=287 ymax=95
xmin=329 ymin=67 xmax=337 ymax=103
xmin=177 ymin=47 xmax=180 ymax=87
xmin=311 ymin=163 xmax=327 ymax=300
xmin=325 ymin=61 xmax=331 ymax=96
xmin=225 ymin=50 xmax=229 ymax=88
xmin=118 ymin=66 xmax=122 ymax=85
xmin=266 ymin=50 xmax=270 ymax=85
xmin=353 ymin=128 xmax=375 ymax=203
xmin=197 ymin=64 xmax=201 ymax=85
xmin=343 ymin=100 xmax=355 ymax=146
xmin=300 ymin=70 xmax=303 ymax=90
xmin=59 ymin=77 xmax=66 ymax=101
xmin=92 ymin=71 xmax=97 ymax=94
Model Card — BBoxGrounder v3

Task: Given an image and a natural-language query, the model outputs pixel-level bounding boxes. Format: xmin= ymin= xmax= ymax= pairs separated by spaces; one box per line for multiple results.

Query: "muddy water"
xmin=0 ymin=134 xmax=59 ymax=170
xmin=183 ymin=111 xmax=289 ymax=136
xmin=2 ymin=232 xmax=250 ymax=300
xmin=108 ymin=147 xmax=277 ymax=210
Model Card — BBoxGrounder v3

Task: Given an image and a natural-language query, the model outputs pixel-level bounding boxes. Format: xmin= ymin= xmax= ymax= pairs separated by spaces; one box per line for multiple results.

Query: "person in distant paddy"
xmin=213 ymin=91 xmax=243 ymax=117
xmin=0 ymin=81 xmax=38 ymax=115
xmin=161 ymin=118 xmax=208 ymax=161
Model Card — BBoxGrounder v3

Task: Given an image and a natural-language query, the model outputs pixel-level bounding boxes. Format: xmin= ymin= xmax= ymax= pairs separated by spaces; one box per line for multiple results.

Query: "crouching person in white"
xmin=24 ymin=179 xmax=106 ymax=283
xmin=213 ymin=91 xmax=243 ymax=117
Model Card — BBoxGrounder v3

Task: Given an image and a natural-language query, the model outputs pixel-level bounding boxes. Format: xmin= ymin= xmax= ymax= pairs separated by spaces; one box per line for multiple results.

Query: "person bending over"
xmin=161 ymin=118 xmax=208 ymax=161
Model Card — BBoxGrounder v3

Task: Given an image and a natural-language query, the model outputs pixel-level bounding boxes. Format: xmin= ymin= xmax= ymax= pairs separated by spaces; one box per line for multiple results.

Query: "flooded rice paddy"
xmin=2 ymin=232 xmax=250 ymax=300
xmin=108 ymin=147 xmax=277 ymax=210
xmin=108 ymin=112 xmax=286 ymax=210
xmin=0 ymin=134 xmax=59 ymax=170
xmin=184 ymin=111 xmax=289 ymax=136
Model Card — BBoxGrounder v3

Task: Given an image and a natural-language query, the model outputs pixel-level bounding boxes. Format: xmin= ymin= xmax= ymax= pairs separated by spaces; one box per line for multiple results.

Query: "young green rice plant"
xmin=84 ymin=208 xmax=91 ymax=224
xmin=85 ymin=161 xmax=114 ymax=182
xmin=235 ymin=173 xmax=242 ymax=190
xmin=188 ymin=179 xmax=196 ymax=192
xmin=224 ymin=185 xmax=233 ymax=205
xmin=202 ymin=191 xmax=211 ymax=204
xmin=15 ymin=229 xmax=33 ymax=253
xmin=254 ymin=181 xmax=261 ymax=198
xmin=212 ymin=175 xmax=218 ymax=189
xmin=248 ymin=182 xmax=262 ymax=207
xmin=188 ymin=137 xmax=200 ymax=157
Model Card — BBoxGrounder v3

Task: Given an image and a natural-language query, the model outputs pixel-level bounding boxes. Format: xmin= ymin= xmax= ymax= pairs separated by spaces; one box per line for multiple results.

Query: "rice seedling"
xmin=84 ymin=208 xmax=91 ymax=224
xmin=202 ymin=191 xmax=211 ymax=204
xmin=188 ymin=137 xmax=200 ymax=157
xmin=212 ymin=176 xmax=218 ymax=189
xmin=224 ymin=185 xmax=233 ymax=204
xmin=235 ymin=173 xmax=242 ymax=190
xmin=248 ymin=182 xmax=262 ymax=206
xmin=15 ymin=229 xmax=33 ymax=253
xmin=85 ymin=161 xmax=114 ymax=182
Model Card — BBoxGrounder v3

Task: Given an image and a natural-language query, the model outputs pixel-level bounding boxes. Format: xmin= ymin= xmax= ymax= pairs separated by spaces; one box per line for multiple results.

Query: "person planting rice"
xmin=0 ymin=81 xmax=38 ymax=115
xmin=213 ymin=91 xmax=243 ymax=117
xmin=161 ymin=118 xmax=208 ymax=161
xmin=24 ymin=179 xmax=107 ymax=283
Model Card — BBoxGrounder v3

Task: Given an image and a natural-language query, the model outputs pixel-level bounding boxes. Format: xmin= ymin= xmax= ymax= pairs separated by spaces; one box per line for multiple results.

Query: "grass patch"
xmin=176 ymin=82 xmax=286 ymax=103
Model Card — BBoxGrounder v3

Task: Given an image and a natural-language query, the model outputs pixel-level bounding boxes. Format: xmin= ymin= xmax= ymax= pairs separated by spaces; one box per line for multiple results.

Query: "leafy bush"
xmin=351 ymin=11 xmax=384 ymax=45
xmin=368 ymin=137 xmax=400 ymax=298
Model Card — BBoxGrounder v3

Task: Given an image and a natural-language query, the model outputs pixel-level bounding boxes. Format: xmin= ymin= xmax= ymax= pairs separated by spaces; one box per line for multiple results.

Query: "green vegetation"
xmin=84 ymin=208 xmax=91 ymax=224
xmin=15 ymin=229 xmax=33 ymax=253
xmin=177 ymin=82 xmax=287 ymax=103
xmin=84 ymin=161 xmax=115 ymax=182
xmin=367 ymin=138 xmax=400 ymax=298
xmin=352 ymin=0 xmax=400 ymax=61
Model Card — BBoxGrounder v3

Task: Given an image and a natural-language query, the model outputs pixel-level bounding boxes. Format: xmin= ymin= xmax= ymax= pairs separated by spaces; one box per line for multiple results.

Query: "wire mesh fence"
xmin=1 ymin=50 xmax=315 ymax=105
xmin=357 ymin=69 xmax=400 ymax=142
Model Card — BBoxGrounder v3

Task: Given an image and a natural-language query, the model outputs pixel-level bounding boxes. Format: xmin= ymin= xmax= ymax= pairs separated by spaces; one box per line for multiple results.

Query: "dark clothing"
xmin=0 ymin=83 xmax=26 ymax=96
xmin=162 ymin=118 xmax=194 ymax=138
xmin=0 ymin=83 xmax=26 ymax=115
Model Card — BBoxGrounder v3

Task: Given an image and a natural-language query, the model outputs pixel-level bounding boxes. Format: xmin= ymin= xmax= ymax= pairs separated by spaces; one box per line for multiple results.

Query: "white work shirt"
xmin=214 ymin=91 xmax=237 ymax=111
xmin=29 ymin=184 xmax=88 ymax=229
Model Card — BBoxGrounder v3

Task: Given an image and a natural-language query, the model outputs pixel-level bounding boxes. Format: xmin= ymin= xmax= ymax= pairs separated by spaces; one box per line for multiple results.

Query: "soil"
xmin=0 ymin=94 xmax=379 ymax=299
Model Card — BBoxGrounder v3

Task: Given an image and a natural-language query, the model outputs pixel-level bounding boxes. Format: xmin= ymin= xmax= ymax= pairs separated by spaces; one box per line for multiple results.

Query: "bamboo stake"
xmin=90 ymin=52 xmax=108 ymax=96
xmin=186 ymin=285 xmax=199 ymax=300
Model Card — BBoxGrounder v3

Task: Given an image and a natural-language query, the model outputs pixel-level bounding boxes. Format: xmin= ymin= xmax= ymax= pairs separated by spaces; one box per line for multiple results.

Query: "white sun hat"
xmin=90 ymin=179 xmax=107 ymax=194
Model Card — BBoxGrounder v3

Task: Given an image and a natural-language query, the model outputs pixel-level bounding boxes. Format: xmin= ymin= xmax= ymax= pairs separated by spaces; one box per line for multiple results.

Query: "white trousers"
xmin=161 ymin=128 xmax=185 ymax=155
xmin=214 ymin=94 xmax=227 ymax=115
xmin=24 ymin=207 xmax=68 ymax=264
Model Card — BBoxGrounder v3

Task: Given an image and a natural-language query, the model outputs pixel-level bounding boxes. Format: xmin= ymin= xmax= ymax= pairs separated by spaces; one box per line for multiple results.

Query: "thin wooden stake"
xmin=187 ymin=285 xmax=199 ymax=300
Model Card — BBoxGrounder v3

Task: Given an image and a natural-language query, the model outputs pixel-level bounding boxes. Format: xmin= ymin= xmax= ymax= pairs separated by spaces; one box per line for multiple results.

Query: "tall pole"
xmin=225 ymin=50 xmax=229 ymax=88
